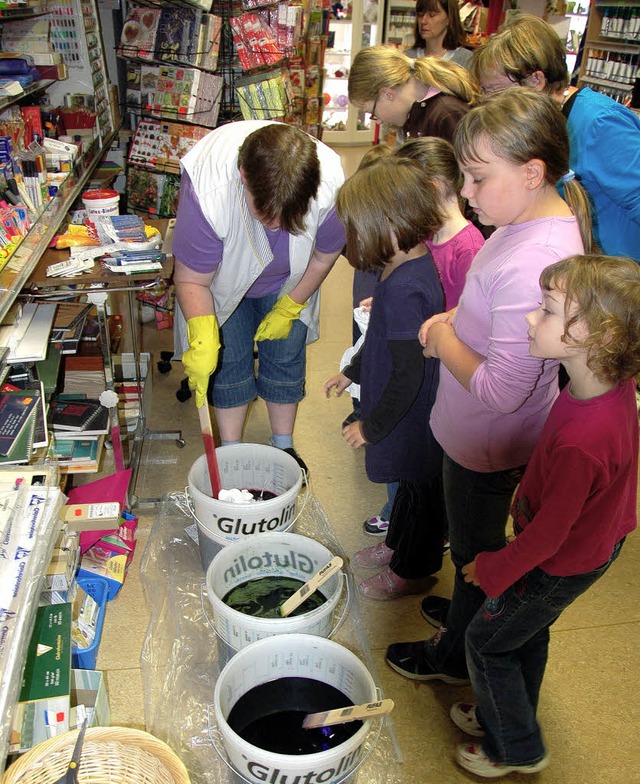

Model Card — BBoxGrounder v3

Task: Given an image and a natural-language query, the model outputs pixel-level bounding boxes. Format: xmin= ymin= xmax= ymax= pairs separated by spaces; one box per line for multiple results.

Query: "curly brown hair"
xmin=540 ymin=254 xmax=640 ymax=384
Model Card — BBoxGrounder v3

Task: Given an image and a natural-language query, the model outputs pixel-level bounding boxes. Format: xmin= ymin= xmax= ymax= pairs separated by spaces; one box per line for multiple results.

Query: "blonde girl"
xmin=348 ymin=45 xmax=480 ymax=142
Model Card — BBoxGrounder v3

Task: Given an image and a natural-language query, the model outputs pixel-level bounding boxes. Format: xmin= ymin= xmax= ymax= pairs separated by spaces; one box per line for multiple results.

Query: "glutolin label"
xmin=223 ymin=549 xmax=316 ymax=586
xmin=213 ymin=499 xmax=297 ymax=537
xmin=243 ymin=744 xmax=363 ymax=783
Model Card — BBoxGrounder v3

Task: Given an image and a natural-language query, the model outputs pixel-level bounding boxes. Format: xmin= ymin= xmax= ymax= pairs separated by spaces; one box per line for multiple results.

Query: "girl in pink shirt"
xmin=396 ymin=136 xmax=484 ymax=310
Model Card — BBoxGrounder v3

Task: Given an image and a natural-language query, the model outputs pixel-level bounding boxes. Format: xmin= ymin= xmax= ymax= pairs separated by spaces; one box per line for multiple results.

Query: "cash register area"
xmin=94 ymin=148 xmax=639 ymax=784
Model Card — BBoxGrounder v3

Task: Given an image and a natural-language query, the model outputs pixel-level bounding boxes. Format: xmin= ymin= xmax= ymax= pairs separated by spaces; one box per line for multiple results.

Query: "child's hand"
xmin=418 ymin=308 xmax=456 ymax=346
xmin=359 ymin=297 xmax=373 ymax=312
xmin=462 ymin=557 xmax=480 ymax=586
xmin=323 ymin=373 xmax=351 ymax=398
xmin=423 ymin=320 xmax=455 ymax=359
xmin=342 ymin=421 xmax=367 ymax=448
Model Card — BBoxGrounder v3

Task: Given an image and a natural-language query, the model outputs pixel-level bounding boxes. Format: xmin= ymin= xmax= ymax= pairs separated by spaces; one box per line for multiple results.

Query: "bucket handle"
xmin=330 ymin=572 xmax=350 ymax=638
xmin=185 ymin=482 xmax=310 ymax=533
xmin=206 ymin=690 xmax=385 ymax=784
xmin=200 ymin=582 xmax=216 ymax=632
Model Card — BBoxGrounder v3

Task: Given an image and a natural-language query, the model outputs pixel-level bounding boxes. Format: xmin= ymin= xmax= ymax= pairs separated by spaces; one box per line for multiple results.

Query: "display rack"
xmin=577 ymin=1 xmax=639 ymax=108
xmin=119 ymin=0 xmax=330 ymax=217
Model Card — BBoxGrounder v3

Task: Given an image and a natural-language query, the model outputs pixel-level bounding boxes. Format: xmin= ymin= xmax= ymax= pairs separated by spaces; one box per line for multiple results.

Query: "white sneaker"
xmin=456 ymin=743 xmax=549 ymax=779
xmin=450 ymin=702 xmax=484 ymax=737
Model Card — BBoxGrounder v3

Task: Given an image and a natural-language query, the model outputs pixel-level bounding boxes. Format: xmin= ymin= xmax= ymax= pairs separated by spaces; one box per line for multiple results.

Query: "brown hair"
xmin=336 ymin=157 xmax=445 ymax=271
xmin=348 ymin=45 xmax=479 ymax=106
xmin=471 ymin=14 xmax=569 ymax=95
xmin=453 ymin=89 xmax=594 ymax=251
xmin=412 ymin=0 xmax=467 ymax=52
xmin=540 ymin=254 xmax=640 ymax=383
xmin=237 ymin=123 xmax=320 ymax=235
xmin=357 ymin=143 xmax=393 ymax=171
xmin=395 ymin=136 xmax=463 ymax=199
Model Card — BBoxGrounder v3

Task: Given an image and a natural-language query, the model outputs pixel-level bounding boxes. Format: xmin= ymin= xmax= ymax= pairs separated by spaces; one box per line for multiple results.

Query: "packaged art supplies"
xmin=118 ymin=5 xmax=161 ymax=60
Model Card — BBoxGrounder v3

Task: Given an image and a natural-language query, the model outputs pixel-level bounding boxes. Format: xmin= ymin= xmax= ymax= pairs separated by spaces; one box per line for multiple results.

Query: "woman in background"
xmin=405 ymin=0 xmax=473 ymax=71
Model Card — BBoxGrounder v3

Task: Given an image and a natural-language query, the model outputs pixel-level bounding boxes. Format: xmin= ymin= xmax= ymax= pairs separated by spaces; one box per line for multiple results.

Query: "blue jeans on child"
xmin=209 ymin=293 xmax=308 ymax=408
xmin=466 ymin=538 xmax=623 ymax=765
xmin=430 ymin=455 xmax=524 ymax=677
xmin=380 ymin=481 xmax=399 ymax=520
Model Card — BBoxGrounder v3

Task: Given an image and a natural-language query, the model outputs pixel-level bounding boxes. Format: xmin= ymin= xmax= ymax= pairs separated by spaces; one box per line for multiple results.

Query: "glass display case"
xmin=385 ymin=0 xmax=416 ymax=49
xmin=322 ymin=0 xmax=383 ymax=144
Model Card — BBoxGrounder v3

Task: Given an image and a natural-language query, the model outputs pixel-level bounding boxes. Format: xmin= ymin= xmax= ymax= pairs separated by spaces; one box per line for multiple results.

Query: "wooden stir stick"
xmin=279 ymin=556 xmax=344 ymax=617
xmin=197 ymin=402 xmax=221 ymax=499
xmin=302 ymin=698 xmax=395 ymax=729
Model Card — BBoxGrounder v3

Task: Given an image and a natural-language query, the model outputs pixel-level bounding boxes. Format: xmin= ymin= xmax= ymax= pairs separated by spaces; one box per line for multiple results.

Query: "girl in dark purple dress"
xmin=324 ymin=156 xmax=448 ymax=600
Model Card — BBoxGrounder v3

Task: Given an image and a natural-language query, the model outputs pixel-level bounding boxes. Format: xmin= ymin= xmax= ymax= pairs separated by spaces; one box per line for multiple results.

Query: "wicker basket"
xmin=1 ymin=727 xmax=191 ymax=784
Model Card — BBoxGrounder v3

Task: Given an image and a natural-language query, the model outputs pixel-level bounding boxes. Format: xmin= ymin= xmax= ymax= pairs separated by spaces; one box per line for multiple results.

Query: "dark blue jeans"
xmin=466 ymin=539 xmax=623 ymax=765
xmin=432 ymin=455 xmax=524 ymax=677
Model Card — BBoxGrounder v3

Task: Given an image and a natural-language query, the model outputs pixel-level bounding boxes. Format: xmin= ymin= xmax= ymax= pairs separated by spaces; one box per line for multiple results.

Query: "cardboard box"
xmin=9 ymin=604 xmax=72 ymax=752
xmin=70 ymin=668 xmax=110 ymax=728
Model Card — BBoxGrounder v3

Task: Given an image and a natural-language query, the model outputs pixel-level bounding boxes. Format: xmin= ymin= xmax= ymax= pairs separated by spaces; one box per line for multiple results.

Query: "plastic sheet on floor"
xmin=140 ymin=490 xmax=403 ymax=784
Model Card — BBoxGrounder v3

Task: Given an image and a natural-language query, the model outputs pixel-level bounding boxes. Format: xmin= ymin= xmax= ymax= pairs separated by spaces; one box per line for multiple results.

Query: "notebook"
xmin=0 ymin=409 xmax=37 ymax=465
xmin=0 ymin=390 xmax=41 ymax=456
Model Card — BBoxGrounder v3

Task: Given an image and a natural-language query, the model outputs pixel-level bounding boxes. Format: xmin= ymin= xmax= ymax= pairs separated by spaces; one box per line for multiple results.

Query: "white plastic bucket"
xmin=205 ymin=532 xmax=345 ymax=663
xmin=213 ymin=634 xmax=377 ymax=784
xmin=187 ymin=444 xmax=303 ymax=570
xmin=82 ymin=188 xmax=120 ymax=218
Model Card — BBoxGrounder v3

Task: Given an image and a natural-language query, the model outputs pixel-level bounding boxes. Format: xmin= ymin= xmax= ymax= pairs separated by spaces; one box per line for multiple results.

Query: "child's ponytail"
xmin=561 ymin=176 xmax=596 ymax=253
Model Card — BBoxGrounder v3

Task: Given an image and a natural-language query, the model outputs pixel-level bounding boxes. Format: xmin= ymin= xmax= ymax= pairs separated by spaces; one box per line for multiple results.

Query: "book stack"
xmin=48 ymin=301 xmax=94 ymax=356
xmin=52 ymin=436 xmax=105 ymax=474
xmin=51 ymin=397 xmax=109 ymax=436
xmin=50 ymin=397 xmax=109 ymax=474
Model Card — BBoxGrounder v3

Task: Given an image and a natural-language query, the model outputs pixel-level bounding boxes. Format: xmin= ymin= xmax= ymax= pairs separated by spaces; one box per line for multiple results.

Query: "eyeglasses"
xmin=370 ymin=94 xmax=379 ymax=121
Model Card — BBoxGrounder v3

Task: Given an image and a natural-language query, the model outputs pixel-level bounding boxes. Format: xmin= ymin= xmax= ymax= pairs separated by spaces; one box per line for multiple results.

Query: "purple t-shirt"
xmin=430 ymin=216 xmax=584 ymax=473
xmin=172 ymin=173 xmax=346 ymax=297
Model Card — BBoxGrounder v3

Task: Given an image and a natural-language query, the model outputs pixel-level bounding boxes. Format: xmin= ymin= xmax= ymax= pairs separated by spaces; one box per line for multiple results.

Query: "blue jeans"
xmin=432 ymin=455 xmax=524 ymax=677
xmin=466 ymin=539 xmax=623 ymax=765
xmin=209 ymin=294 xmax=308 ymax=408
xmin=380 ymin=481 xmax=399 ymax=520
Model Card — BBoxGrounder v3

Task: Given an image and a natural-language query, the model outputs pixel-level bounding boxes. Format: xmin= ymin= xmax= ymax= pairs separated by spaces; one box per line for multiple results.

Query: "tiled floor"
xmin=97 ymin=147 xmax=640 ymax=784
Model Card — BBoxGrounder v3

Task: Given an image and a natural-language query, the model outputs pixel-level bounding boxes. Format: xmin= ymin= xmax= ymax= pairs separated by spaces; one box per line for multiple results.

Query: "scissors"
xmin=54 ymin=718 xmax=88 ymax=784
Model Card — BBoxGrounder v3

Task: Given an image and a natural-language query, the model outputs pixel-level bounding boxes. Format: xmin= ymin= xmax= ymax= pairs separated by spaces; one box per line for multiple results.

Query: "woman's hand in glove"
xmin=182 ymin=314 xmax=220 ymax=407
xmin=254 ymin=294 xmax=306 ymax=341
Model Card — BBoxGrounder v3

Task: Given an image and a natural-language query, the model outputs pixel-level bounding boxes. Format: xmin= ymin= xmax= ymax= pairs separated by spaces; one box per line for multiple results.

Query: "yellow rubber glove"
xmin=254 ymin=294 xmax=306 ymax=341
xmin=182 ymin=315 xmax=220 ymax=408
